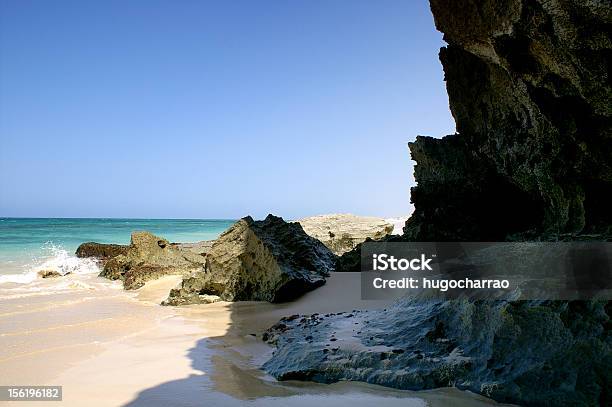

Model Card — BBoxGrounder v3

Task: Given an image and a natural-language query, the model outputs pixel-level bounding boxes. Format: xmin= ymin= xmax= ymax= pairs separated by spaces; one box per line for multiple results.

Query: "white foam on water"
xmin=0 ymin=243 xmax=101 ymax=285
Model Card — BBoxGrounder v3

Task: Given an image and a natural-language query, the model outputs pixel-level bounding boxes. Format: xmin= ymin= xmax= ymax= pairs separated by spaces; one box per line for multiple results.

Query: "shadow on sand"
xmin=123 ymin=274 xmax=510 ymax=407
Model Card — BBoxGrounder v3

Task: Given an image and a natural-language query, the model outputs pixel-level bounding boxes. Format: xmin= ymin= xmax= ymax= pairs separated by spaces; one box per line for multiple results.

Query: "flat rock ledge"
xmin=298 ymin=214 xmax=394 ymax=255
xmin=262 ymin=298 xmax=610 ymax=407
xmin=164 ymin=214 xmax=337 ymax=305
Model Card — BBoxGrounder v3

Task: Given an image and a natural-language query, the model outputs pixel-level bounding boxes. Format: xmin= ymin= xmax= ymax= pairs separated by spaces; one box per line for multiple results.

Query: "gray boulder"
xmin=164 ymin=214 xmax=336 ymax=305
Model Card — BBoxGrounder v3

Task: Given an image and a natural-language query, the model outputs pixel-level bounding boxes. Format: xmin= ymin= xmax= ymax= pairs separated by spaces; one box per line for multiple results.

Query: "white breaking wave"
xmin=0 ymin=243 xmax=100 ymax=285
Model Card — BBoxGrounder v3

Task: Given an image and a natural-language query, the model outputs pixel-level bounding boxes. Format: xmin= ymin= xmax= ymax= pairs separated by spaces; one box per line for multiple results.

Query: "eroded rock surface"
xmin=99 ymin=231 xmax=206 ymax=290
xmin=164 ymin=215 xmax=336 ymax=305
xmin=263 ymin=299 xmax=610 ymax=406
xmin=405 ymin=0 xmax=612 ymax=240
xmin=298 ymin=214 xmax=394 ymax=255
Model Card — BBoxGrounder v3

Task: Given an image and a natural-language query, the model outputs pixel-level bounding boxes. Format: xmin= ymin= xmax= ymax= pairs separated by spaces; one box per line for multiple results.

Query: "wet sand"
xmin=0 ymin=272 xmax=513 ymax=406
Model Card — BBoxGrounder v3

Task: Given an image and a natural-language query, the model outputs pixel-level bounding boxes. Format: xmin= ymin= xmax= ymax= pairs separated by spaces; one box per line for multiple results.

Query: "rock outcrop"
xmin=263 ymin=299 xmax=610 ymax=406
xmin=164 ymin=215 xmax=336 ymax=305
xmin=404 ymin=0 xmax=611 ymax=241
xmin=298 ymin=214 xmax=394 ymax=255
xmin=75 ymin=242 xmax=129 ymax=261
xmin=99 ymin=231 xmax=206 ymax=290
xmin=263 ymin=1 xmax=611 ymax=406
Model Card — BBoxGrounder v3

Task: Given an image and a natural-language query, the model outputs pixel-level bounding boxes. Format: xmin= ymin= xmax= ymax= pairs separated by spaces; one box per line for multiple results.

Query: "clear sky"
xmin=0 ymin=0 xmax=455 ymax=220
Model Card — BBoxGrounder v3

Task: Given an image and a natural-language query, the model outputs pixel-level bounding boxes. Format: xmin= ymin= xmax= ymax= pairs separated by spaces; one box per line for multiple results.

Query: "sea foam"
xmin=0 ymin=243 xmax=100 ymax=285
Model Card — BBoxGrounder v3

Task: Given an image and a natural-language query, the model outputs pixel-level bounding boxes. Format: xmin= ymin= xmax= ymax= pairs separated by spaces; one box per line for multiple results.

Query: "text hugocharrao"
xmin=371 ymin=254 xmax=510 ymax=292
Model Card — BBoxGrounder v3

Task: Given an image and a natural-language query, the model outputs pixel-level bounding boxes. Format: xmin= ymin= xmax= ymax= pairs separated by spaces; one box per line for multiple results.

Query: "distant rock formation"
xmin=75 ymin=242 xmax=128 ymax=262
xmin=99 ymin=231 xmax=206 ymax=290
xmin=164 ymin=215 xmax=336 ymax=305
xmin=298 ymin=214 xmax=394 ymax=255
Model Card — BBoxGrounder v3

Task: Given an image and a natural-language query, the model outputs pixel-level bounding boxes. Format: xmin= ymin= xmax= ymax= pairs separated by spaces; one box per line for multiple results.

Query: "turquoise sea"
xmin=0 ymin=218 xmax=235 ymax=281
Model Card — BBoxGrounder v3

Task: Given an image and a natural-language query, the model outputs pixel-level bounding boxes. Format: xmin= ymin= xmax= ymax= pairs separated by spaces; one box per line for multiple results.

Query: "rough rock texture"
xmin=298 ymin=214 xmax=394 ymax=255
xmin=75 ymin=242 xmax=128 ymax=261
xmin=164 ymin=215 xmax=336 ymax=305
xmin=99 ymin=231 xmax=206 ymax=290
xmin=405 ymin=0 xmax=612 ymax=240
xmin=263 ymin=1 xmax=612 ymax=406
xmin=172 ymin=241 xmax=214 ymax=257
xmin=263 ymin=299 xmax=610 ymax=406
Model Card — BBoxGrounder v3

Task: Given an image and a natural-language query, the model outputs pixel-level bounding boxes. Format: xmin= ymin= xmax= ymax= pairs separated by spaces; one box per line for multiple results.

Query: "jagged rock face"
xmin=164 ymin=215 xmax=336 ymax=305
xmin=99 ymin=231 xmax=206 ymax=290
xmin=263 ymin=299 xmax=610 ymax=406
xmin=298 ymin=214 xmax=394 ymax=255
xmin=406 ymin=0 xmax=612 ymax=240
xmin=75 ymin=242 xmax=129 ymax=261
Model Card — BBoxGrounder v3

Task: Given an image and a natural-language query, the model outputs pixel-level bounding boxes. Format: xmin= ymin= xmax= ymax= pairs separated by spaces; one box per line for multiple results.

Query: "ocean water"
xmin=0 ymin=218 xmax=235 ymax=283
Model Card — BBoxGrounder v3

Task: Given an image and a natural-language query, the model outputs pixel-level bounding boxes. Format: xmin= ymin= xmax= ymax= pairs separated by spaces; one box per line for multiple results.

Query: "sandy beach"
xmin=0 ymin=271 xmax=513 ymax=407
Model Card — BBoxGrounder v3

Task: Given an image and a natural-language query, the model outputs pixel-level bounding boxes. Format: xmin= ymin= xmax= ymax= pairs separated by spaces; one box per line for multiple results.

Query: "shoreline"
xmin=0 ymin=271 xmax=511 ymax=406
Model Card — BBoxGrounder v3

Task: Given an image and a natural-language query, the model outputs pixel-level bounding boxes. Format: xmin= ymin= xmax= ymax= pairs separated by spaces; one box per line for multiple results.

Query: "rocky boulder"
xmin=164 ymin=215 xmax=336 ymax=305
xmin=263 ymin=299 xmax=610 ymax=406
xmin=75 ymin=242 xmax=128 ymax=261
xmin=298 ymin=214 xmax=394 ymax=255
xmin=99 ymin=231 xmax=206 ymax=290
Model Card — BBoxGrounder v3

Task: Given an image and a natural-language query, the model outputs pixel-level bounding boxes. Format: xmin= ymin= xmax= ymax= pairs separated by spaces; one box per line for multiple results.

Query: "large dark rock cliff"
xmin=405 ymin=0 xmax=611 ymax=241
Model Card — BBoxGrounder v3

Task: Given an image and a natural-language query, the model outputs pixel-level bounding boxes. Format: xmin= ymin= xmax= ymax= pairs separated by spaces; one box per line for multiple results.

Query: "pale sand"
xmin=0 ymin=273 xmax=513 ymax=406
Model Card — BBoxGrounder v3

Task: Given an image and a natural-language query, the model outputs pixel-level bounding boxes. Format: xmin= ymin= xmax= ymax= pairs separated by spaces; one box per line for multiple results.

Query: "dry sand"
xmin=0 ymin=272 xmax=513 ymax=406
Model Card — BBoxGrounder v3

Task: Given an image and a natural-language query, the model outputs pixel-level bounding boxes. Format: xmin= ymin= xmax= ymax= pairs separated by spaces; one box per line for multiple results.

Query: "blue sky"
xmin=0 ymin=0 xmax=455 ymax=219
